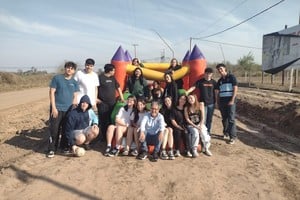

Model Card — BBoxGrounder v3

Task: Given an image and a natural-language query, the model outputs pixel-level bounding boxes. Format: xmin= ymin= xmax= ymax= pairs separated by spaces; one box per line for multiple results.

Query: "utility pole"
xmin=132 ymin=44 xmax=138 ymax=57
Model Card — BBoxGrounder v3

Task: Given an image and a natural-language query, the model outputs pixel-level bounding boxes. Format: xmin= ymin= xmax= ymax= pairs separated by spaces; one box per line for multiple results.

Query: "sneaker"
xmin=174 ymin=150 xmax=181 ymax=157
xmin=83 ymin=143 xmax=91 ymax=151
xmin=223 ymin=134 xmax=230 ymax=140
xmin=121 ymin=150 xmax=129 ymax=156
xmin=137 ymin=151 xmax=147 ymax=160
xmin=186 ymin=151 xmax=192 ymax=158
xmin=130 ymin=149 xmax=138 ymax=156
xmin=152 ymin=152 xmax=159 ymax=162
xmin=160 ymin=150 xmax=169 ymax=160
xmin=108 ymin=148 xmax=119 ymax=157
xmin=104 ymin=146 xmax=111 ymax=156
xmin=229 ymin=138 xmax=236 ymax=144
xmin=46 ymin=150 xmax=55 ymax=158
xmin=192 ymin=150 xmax=199 ymax=158
xmin=204 ymin=147 xmax=213 ymax=156
xmin=61 ymin=148 xmax=72 ymax=155
xmin=168 ymin=150 xmax=175 ymax=160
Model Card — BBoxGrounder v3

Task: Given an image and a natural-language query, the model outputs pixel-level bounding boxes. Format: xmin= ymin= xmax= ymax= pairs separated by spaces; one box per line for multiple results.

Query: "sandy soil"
xmin=0 ymin=87 xmax=299 ymax=200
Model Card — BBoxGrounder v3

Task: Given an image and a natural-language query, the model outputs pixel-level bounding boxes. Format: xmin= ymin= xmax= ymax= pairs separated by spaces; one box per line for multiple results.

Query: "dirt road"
xmin=0 ymin=87 xmax=299 ymax=200
xmin=0 ymin=87 xmax=48 ymax=110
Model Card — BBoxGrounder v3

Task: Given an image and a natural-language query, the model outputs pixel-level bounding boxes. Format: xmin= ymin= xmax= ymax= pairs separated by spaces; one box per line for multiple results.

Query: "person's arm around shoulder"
xmin=186 ymin=86 xmax=196 ymax=95
xmin=117 ymin=87 xmax=125 ymax=102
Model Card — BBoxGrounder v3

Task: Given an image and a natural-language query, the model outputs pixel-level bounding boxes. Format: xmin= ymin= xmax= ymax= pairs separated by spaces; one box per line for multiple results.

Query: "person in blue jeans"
xmin=137 ymin=101 xmax=165 ymax=162
xmin=186 ymin=67 xmax=217 ymax=135
xmin=215 ymin=63 xmax=238 ymax=144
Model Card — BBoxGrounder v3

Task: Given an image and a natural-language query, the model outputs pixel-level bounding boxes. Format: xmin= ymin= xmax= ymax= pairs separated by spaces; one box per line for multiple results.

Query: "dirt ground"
xmin=0 ymin=87 xmax=299 ymax=200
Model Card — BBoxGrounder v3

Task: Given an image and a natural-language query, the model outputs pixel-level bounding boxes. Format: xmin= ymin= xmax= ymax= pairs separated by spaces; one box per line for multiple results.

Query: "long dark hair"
xmin=133 ymin=97 xmax=147 ymax=123
xmin=129 ymin=68 xmax=145 ymax=89
xmin=124 ymin=95 xmax=136 ymax=112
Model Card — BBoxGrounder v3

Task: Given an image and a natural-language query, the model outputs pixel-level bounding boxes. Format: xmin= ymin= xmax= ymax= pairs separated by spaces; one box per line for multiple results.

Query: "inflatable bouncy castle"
xmin=111 ymin=44 xmax=207 ymax=95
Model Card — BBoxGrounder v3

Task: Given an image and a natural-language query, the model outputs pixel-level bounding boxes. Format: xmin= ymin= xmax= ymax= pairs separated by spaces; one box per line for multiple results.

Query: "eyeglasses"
xmin=151 ymin=107 xmax=159 ymax=110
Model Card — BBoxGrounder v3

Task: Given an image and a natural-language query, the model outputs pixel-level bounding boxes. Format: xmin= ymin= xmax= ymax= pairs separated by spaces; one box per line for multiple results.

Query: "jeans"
xmin=204 ymin=104 xmax=215 ymax=134
xmin=140 ymin=133 xmax=162 ymax=153
xmin=219 ymin=101 xmax=237 ymax=139
xmin=186 ymin=125 xmax=200 ymax=151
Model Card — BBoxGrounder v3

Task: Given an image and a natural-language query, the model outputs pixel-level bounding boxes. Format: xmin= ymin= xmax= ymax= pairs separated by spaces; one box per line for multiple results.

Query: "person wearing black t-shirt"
xmin=97 ymin=64 xmax=124 ymax=142
xmin=186 ymin=67 xmax=217 ymax=135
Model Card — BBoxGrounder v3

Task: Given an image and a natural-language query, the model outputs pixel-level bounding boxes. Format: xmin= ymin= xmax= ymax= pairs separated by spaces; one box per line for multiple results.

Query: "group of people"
xmin=46 ymin=57 xmax=238 ymax=162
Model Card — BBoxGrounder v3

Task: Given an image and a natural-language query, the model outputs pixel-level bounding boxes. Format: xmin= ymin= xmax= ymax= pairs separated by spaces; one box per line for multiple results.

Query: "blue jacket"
xmin=65 ymin=95 xmax=93 ymax=146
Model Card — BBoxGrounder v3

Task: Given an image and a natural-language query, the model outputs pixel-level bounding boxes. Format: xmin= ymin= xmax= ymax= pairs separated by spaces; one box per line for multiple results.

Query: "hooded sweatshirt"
xmin=65 ymin=95 xmax=92 ymax=146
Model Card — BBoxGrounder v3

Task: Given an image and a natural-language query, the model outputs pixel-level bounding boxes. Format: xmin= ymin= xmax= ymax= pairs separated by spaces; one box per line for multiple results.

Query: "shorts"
xmin=72 ymin=126 xmax=92 ymax=139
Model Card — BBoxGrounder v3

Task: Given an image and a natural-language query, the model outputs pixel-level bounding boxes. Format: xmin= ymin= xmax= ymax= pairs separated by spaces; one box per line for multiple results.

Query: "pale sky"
xmin=0 ymin=0 xmax=299 ymax=72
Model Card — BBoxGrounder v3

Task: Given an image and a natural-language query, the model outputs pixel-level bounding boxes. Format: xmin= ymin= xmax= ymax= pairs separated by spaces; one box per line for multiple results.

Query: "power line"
xmin=197 ymin=0 xmax=285 ymax=39
xmin=197 ymin=39 xmax=261 ymax=49
xmin=193 ymin=0 xmax=249 ymax=37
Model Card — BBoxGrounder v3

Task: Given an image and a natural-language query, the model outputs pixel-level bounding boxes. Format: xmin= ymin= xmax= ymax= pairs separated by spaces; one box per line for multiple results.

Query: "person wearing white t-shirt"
xmin=74 ymin=58 xmax=99 ymax=110
xmin=106 ymin=95 xmax=136 ymax=157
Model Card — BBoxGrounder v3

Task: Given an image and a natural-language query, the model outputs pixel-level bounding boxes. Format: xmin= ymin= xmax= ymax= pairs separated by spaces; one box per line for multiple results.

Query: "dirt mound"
xmin=237 ymin=87 xmax=300 ymax=138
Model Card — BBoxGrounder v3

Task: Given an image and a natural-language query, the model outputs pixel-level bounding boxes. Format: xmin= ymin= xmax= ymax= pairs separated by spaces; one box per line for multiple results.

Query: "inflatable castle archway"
xmin=111 ymin=45 xmax=206 ymax=97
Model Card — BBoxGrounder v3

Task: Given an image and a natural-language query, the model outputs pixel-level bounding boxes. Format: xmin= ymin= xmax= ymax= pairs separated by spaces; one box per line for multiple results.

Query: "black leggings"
xmin=173 ymin=128 xmax=187 ymax=150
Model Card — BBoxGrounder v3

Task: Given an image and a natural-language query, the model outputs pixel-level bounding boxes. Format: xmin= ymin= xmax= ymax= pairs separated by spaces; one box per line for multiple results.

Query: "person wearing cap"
xmin=74 ymin=58 xmax=99 ymax=110
xmin=186 ymin=67 xmax=217 ymax=135
xmin=47 ymin=61 xmax=79 ymax=158
xmin=215 ymin=63 xmax=238 ymax=145
xmin=97 ymin=64 xmax=124 ymax=142
xmin=64 ymin=95 xmax=99 ymax=156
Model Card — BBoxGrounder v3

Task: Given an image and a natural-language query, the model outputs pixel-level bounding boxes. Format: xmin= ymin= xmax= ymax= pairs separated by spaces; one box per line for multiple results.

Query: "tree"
xmin=238 ymin=52 xmax=255 ymax=85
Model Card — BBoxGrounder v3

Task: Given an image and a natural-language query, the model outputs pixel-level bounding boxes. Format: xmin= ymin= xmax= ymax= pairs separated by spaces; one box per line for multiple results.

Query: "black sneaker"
xmin=160 ymin=150 xmax=168 ymax=160
xmin=108 ymin=148 xmax=119 ymax=157
xmin=130 ymin=149 xmax=138 ymax=156
xmin=83 ymin=143 xmax=92 ymax=151
xmin=137 ymin=151 xmax=147 ymax=160
xmin=61 ymin=148 xmax=72 ymax=155
xmin=104 ymin=146 xmax=111 ymax=156
xmin=152 ymin=152 xmax=159 ymax=162
xmin=46 ymin=150 xmax=55 ymax=158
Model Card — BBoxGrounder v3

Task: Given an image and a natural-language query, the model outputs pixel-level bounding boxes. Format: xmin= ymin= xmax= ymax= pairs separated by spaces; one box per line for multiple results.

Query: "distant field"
xmin=1 ymin=71 xmax=299 ymax=94
xmin=0 ymin=72 xmax=53 ymax=92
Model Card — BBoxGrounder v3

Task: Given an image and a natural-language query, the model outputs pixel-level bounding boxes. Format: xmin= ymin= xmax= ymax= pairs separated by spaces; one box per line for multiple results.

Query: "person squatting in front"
xmin=137 ymin=101 xmax=165 ymax=162
xmin=64 ymin=95 xmax=99 ymax=156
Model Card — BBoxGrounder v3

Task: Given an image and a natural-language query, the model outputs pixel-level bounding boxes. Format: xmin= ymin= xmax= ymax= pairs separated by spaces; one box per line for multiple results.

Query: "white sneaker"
xmin=223 ymin=135 xmax=230 ymax=140
xmin=46 ymin=150 xmax=55 ymax=158
xmin=186 ymin=151 xmax=192 ymax=158
xmin=229 ymin=139 xmax=236 ymax=145
xmin=174 ymin=150 xmax=181 ymax=157
xmin=192 ymin=150 xmax=199 ymax=158
xmin=204 ymin=148 xmax=212 ymax=156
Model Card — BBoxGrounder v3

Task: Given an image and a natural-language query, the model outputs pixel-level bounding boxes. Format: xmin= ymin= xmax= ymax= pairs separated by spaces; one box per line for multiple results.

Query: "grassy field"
xmin=1 ymin=71 xmax=299 ymax=94
xmin=0 ymin=72 xmax=53 ymax=92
